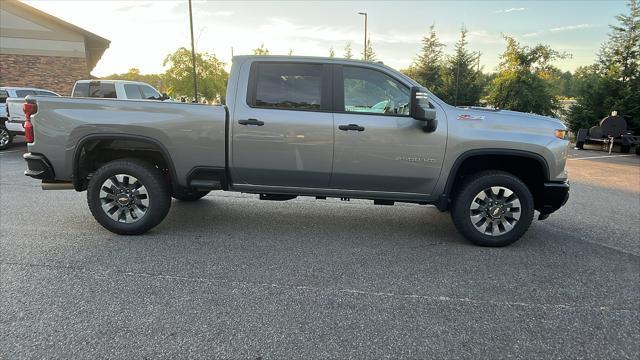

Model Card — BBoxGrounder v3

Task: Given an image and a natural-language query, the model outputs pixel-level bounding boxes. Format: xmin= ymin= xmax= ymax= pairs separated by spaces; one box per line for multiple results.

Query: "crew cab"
xmin=20 ymin=56 xmax=569 ymax=246
xmin=71 ymin=80 xmax=170 ymax=101
xmin=0 ymin=86 xmax=60 ymax=150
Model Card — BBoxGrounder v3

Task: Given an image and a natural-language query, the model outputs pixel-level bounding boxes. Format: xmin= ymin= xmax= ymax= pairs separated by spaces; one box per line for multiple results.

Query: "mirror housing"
xmin=409 ymin=86 xmax=437 ymax=132
xmin=160 ymin=92 xmax=170 ymax=101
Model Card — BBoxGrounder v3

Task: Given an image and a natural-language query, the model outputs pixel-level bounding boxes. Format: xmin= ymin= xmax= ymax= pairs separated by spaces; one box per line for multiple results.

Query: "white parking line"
xmin=0 ymin=149 xmax=25 ymax=155
xmin=568 ymin=154 xmax=636 ymax=161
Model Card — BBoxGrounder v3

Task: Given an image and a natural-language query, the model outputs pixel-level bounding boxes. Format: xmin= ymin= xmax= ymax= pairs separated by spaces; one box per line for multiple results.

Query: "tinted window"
xmin=0 ymin=90 xmax=8 ymax=103
xmin=253 ymin=63 xmax=322 ymax=110
xmin=343 ymin=66 xmax=410 ymax=115
xmin=140 ymin=85 xmax=160 ymax=100
xmin=73 ymin=83 xmax=89 ymax=97
xmin=89 ymin=82 xmax=117 ymax=98
xmin=35 ymin=90 xmax=58 ymax=96
xmin=16 ymin=90 xmax=36 ymax=98
xmin=124 ymin=84 xmax=143 ymax=99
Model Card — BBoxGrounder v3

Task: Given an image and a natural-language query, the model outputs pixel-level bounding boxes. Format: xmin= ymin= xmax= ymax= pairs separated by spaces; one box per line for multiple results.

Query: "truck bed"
xmin=25 ymin=96 xmax=227 ymax=188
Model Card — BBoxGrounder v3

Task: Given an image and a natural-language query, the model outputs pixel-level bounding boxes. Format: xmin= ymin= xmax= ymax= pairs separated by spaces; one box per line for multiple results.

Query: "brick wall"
xmin=0 ymin=54 xmax=89 ymax=95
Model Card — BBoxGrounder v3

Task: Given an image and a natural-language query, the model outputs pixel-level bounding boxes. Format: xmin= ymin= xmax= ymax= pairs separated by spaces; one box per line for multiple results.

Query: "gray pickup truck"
xmin=20 ymin=55 xmax=569 ymax=246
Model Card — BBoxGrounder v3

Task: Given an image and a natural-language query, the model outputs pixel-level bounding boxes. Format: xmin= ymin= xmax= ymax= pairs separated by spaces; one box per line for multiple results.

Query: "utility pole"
xmin=454 ymin=60 xmax=460 ymax=106
xmin=188 ymin=0 xmax=198 ymax=102
xmin=358 ymin=12 xmax=367 ymax=60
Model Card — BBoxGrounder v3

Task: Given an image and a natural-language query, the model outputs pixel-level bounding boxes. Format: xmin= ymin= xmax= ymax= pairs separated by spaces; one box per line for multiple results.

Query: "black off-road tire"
xmin=87 ymin=159 xmax=171 ymax=235
xmin=450 ymin=170 xmax=535 ymax=247
xmin=575 ymin=141 xmax=584 ymax=150
xmin=0 ymin=124 xmax=13 ymax=150
xmin=172 ymin=189 xmax=210 ymax=201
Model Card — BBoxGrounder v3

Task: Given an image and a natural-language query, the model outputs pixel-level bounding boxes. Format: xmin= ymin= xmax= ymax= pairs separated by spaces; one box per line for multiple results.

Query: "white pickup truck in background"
xmin=71 ymin=80 xmax=170 ymax=101
xmin=0 ymin=86 xmax=60 ymax=150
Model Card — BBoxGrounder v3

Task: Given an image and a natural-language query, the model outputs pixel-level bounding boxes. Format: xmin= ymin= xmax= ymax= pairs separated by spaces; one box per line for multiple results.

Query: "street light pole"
xmin=358 ymin=12 xmax=367 ymax=60
xmin=188 ymin=0 xmax=198 ymax=102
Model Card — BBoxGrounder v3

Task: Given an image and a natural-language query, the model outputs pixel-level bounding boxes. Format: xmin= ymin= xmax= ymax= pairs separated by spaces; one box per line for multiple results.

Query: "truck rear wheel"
xmin=450 ymin=171 xmax=534 ymax=247
xmin=87 ymin=159 xmax=171 ymax=235
xmin=0 ymin=125 xmax=13 ymax=150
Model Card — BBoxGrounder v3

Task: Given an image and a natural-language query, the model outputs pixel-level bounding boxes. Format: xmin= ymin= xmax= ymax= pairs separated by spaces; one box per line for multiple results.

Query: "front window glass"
xmin=343 ymin=66 xmax=410 ymax=115
xmin=140 ymin=85 xmax=161 ymax=100
xmin=254 ymin=63 xmax=322 ymax=110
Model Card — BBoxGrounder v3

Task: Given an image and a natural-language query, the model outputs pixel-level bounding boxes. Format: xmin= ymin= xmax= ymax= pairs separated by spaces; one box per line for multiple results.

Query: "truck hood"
xmin=452 ymin=106 xmax=566 ymax=130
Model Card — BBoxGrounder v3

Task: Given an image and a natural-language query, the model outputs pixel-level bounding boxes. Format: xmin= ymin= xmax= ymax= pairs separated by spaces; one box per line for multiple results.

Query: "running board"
xmin=189 ymin=179 xmax=222 ymax=190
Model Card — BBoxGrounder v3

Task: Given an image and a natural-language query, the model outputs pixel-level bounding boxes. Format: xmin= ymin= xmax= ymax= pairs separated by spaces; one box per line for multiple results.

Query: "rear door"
xmin=230 ymin=61 xmax=334 ymax=188
xmin=330 ymin=65 xmax=447 ymax=196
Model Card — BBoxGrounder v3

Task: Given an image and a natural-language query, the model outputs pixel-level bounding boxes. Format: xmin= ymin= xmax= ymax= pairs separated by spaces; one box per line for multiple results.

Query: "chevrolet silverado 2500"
xmin=20 ymin=56 xmax=569 ymax=246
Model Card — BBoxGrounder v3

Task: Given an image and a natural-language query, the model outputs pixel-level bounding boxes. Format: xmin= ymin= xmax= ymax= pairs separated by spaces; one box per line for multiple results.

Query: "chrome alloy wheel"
xmin=469 ymin=186 xmax=521 ymax=236
xmin=99 ymin=174 xmax=149 ymax=223
xmin=0 ymin=128 xmax=10 ymax=147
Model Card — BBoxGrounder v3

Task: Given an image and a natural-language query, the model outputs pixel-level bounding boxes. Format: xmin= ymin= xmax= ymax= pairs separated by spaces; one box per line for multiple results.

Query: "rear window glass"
xmin=16 ymin=90 xmax=36 ymax=98
xmin=73 ymin=83 xmax=89 ymax=97
xmin=124 ymin=84 xmax=143 ymax=99
xmin=35 ymin=90 xmax=57 ymax=96
xmin=252 ymin=63 xmax=322 ymax=110
xmin=88 ymin=82 xmax=117 ymax=98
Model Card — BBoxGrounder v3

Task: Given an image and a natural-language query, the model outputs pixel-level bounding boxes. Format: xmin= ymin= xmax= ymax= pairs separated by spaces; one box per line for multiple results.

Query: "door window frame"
xmin=246 ymin=61 xmax=333 ymax=113
xmin=332 ymin=64 xmax=412 ymax=118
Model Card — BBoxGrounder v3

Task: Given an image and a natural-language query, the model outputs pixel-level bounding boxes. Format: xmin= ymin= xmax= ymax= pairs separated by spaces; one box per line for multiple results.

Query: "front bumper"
xmin=23 ymin=152 xmax=54 ymax=180
xmin=537 ymin=181 xmax=569 ymax=219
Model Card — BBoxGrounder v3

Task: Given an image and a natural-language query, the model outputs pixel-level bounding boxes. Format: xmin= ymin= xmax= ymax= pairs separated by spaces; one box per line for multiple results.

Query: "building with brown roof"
xmin=0 ymin=0 xmax=110 ymax=95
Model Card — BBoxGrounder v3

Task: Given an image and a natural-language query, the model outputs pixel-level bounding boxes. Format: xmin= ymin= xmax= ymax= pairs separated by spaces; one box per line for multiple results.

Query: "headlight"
xmin=554 ymin=129 xmax=567 ymax=140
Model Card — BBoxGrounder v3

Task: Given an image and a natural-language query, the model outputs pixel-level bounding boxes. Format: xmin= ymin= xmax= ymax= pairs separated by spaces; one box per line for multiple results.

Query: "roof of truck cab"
xmin=232 ymin=55 xmax=384 ymax=65
xmin=74 ymin=80 xmax=153 ymax=85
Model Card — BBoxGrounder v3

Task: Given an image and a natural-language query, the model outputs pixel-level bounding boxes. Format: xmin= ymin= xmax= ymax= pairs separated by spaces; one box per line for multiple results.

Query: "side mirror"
xmin=409 ymin=86 xmax=437 ymax=132
xmin=161 ymin=92 xmax=170 ymax=101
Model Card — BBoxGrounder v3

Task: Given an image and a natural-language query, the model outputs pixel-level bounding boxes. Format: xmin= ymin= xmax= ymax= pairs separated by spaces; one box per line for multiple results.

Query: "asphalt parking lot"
xmin=1 ymin=139 xmax=639 ymax=359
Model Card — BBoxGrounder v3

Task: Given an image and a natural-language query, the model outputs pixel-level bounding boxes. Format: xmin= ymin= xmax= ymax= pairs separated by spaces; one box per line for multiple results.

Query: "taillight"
xmin=23 ymin=102 xmax=37 ymax=143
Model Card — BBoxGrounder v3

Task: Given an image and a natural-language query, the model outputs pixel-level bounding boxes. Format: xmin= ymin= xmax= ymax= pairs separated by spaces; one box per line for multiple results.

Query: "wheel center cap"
xmin=117 ymin=194 xmax=130 ymax=205
xmin=489 ymin=206 xmax=503 ymax=218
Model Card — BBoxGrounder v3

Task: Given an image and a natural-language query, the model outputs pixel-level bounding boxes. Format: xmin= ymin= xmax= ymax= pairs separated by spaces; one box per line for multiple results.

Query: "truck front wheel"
xmin=450 ymin=171 xmax=534 ymax=247
xmin=87 ymin=159 xmax=171 ymax=235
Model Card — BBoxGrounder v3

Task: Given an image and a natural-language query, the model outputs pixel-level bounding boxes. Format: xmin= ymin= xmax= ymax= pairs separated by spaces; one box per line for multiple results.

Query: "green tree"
xmin=568 ymin=0 xmax=639 ymax=132
xmin=329 ymin=47 xmax=335 ymax=58
xmin=486 ymin=36 xmax=568 ymax=115
xmin=103 ymin=68 xmax=165 ymax=92
xmin=401 ymin=25 xmax=445 ymax=96
xmin=344 ymin=42 xmax=353 ymax=59
xmin=440 ymin=27 xmax=483 ymax=106
xmin=253 ymin=44 xmax=270 ymax=55
xmin=362 ymin=38 xmax=377 ymax=61
xmin=162 ymin=47 xmax=228 ymax=101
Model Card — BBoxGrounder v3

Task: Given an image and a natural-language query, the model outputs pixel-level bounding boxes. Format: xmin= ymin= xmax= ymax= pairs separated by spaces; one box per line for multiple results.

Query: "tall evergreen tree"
xmin=344 ymin=42 xmax=353 ymax=59
xmin=402 ymin=25 xmax=445 ymax=95
xmin=440 ymin=27 xmax=483 ymax=106
xmin=362 ymin=37 xmax=377 ymax=61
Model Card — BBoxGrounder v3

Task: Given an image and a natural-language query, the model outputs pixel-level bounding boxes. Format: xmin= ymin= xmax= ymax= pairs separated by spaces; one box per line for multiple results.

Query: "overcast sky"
xmin=25 ymin=0 xmax=629 ymax=77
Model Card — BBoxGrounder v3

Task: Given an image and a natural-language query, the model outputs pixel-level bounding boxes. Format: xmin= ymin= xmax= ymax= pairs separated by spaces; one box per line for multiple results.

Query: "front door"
xmin=330 ymin=65 xmax=447 ymax=196
xmin=231 ymin=62 xmax=334 ymax=188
